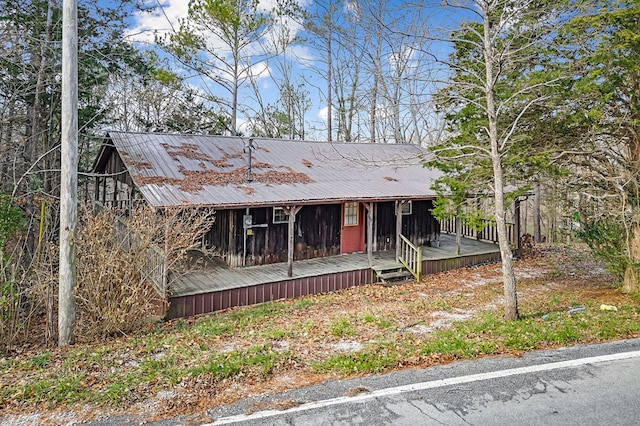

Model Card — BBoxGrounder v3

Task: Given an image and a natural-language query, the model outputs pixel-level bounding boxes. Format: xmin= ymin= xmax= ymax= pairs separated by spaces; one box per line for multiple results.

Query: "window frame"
xmin=401 ymin=201 xmax=413 ymax=216
xmin=344 ymin=202 xmax=359 ymax=226
xmin=273 ymin=206 xmax=289 ymax=224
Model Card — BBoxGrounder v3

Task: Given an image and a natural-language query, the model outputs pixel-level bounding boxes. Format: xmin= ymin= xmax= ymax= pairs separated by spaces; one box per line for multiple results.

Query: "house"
xmin=92 ymin=132 xmax=507 ymax=318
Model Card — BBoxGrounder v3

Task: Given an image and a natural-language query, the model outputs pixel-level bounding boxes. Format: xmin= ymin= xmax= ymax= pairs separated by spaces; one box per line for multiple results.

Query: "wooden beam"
xmin=395 ymin=201 xmax=405 ymax=261
xmin=373 ymin=203 xmax=378 ymax=252
xmin=285 ymin=206 xmax=302 ymax=277
xmin=228 ymin=210 xmax=236 ymax=266
xmin=101 ymin=174 xmax=106 ymax=204
xmin=94 ymin=176 xmax=99 ymax=205
xmin=514 ymin=198 xmax=521 ymax=249
xmin=364 ymin=202 xmax=374 ymax=266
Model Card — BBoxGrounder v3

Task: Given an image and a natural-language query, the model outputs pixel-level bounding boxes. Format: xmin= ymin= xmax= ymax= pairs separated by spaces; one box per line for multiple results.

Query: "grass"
xmin=313 ymin=342 xmax=400 ymax=374
xmin=2 ymin=245 xmax=640 ymax=418
xmin=329 ymin=316 xmax=356 ymax=337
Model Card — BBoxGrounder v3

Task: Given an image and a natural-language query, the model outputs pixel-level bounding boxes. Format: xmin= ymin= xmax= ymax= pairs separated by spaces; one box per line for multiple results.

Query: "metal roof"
xmin=96 ymin=132 xmax=442 ymax=209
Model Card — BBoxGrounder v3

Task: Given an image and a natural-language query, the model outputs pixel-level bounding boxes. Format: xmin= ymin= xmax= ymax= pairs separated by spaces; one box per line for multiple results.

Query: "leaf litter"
xmin=1 ymin=244 xmax=638 ymax=426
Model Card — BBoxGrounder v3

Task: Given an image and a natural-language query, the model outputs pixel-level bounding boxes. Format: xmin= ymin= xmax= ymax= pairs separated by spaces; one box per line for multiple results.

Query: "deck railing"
xmin=113 ymin=216 xmax=168 ymax=297
xmin=440 ymin=217 xmax=514 ymax=245
xmin=398 ymin=234 xmax=422 ymax=281
xmin=142 ymin=244 xmax=168 ymax=297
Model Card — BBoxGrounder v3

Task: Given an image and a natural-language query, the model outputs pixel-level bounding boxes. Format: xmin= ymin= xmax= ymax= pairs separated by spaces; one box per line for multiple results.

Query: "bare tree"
xmin=247 ymin=13 xmax=311 ymax=139
xmin=161 ymin=0 xmax=289 ymax=133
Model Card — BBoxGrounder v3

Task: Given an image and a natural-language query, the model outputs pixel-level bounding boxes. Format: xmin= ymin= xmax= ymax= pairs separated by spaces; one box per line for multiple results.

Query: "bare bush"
xmin=74 ymin=205 xmax=214 ymax=340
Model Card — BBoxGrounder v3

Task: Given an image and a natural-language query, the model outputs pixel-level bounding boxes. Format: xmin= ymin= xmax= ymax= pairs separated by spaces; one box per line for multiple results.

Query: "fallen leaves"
xmin=2 ymin=244 xmax=636 ymax=425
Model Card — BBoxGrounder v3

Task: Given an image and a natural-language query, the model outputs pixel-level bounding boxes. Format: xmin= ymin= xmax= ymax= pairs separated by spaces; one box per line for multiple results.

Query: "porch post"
xmin=395 ymin=200 xmax=405 ymax=261
xmin=228 ymin=211 xmax=237 ymax=266
xmin=514 ymin=198 xmax=521 ymax=249
xmin=364 ymin=202 xmax=373 ymax=266
xmin=373 ymin=203 xmax=378 ymax=252
xmin=285 ymin=205 xmax=302 ymax=277
xmin=113 ymin=175 xmax=118 ymax=208
xmin=455 ymin=217 xmax=462 ymax=256
xmin=94 ymin=176 xmax=99 ymax=206
xmin=101 ymin=175 xmax=107 ymax=204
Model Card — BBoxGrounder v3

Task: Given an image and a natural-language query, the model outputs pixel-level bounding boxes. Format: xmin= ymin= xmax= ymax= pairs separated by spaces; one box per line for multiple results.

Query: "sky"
xmin=121 ymin=0 xmax=317 ymax=135
xmin=118 ymin=0 xmax=471 ymax=140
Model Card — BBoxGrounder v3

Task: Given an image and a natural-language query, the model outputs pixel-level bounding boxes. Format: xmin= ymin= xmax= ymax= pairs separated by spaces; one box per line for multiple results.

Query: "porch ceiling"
xmin=96 ymin=132 xmax=442 ymax=209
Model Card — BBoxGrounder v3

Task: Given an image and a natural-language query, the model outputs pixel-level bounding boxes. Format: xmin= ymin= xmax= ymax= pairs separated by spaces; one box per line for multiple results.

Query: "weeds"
xmin=329 ymin=316 xmax=356 ymax=337
xmin=75 ymin=205 xmax=214 ymax=340
xmin=313 ymin=342 xmax=399 ymax=374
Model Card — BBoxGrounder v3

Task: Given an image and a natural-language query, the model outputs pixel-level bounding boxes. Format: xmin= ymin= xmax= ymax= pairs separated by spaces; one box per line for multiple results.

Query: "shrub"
xmin=74 ymin=205 xmax=214 ymax=340
xmin=576 ymin=219 xmax=629 ymax=280
xmin=0 ymin=194 xmax=27 ymax=352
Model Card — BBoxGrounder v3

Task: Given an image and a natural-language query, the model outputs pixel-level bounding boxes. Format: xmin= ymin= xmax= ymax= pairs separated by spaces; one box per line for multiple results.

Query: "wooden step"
xmin=377 ymin=269 xmax=412 ymax=281
xmin=372 ymin=262 xmax=413 ymax=284
xmin=371 ymin=262 xmax=405 ymax=274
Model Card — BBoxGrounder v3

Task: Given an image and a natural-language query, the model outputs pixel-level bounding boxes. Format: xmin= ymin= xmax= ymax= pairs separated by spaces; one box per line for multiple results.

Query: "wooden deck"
xmin=166 ymin=234 xmax=502 ymax=318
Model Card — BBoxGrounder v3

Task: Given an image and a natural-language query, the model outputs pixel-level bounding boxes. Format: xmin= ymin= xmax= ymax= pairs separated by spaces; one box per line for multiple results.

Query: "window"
xmin=401 ymin=201 xmax=413 ymax=215
xmin=344 ymin=202 xmax=358 ymax=226
xmin=273 ymin=207 xmax=289 ymax=224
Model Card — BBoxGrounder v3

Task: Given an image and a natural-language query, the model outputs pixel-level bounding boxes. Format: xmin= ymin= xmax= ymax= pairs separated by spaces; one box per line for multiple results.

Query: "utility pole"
xmin=58 ymin=0 xmax=78 ymax=346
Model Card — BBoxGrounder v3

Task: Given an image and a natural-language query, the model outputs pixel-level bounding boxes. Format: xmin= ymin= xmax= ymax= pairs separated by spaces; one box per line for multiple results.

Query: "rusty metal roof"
xmin=96 ymin=132 xmax=442 ymax=209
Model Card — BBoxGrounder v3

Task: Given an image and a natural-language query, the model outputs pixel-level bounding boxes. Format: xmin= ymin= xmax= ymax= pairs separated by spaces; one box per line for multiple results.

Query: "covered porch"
xmin=166 ymin=233 xmax=502 ymax=318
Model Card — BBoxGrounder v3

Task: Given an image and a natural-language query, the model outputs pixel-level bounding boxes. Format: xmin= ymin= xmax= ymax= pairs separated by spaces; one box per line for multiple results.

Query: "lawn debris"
xmin=600 ymin=304 xmax=618 ymax=311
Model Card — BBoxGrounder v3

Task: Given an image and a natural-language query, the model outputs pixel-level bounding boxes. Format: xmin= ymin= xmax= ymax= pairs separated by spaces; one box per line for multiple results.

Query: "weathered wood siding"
xmin=168 ymin=268 xmax=374 ymax=318
xmin=94 ymin=151 xmax=136 ymax=211
xmin=205 ymin=201 xmax=440 ymax=267
xmin=205 ymin=204 xmax=342 ymax=267
xmin=375 ymin=200 xmax=440 ymax=250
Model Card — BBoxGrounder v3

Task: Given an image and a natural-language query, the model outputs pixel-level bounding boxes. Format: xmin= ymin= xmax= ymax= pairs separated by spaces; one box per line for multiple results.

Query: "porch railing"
xmin=399 ymin=234 xmax=422 ymax=281
xmin=440 ymin=217 xmax=514 ymax=245
xmin=113 ymin=216 xmax=168 ymax=297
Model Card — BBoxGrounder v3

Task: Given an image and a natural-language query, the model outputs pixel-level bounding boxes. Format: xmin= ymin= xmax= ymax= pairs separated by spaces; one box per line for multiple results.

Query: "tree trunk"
xmin=623 ymin=219 xmax=640 ymax=294
xmin=482 ymin=2 xmax=518 ymax=320
xmin=326 ymin=27 xmax=332 ymax=142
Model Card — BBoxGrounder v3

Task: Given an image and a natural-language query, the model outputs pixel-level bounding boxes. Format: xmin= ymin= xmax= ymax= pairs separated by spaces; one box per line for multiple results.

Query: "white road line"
xmin=207 ymin=350 xmax=640 ymax=425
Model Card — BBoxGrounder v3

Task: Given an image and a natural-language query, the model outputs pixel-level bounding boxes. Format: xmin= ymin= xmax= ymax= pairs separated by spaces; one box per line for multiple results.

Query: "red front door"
xmin=340 ymin=202 xmax=365 ymax=253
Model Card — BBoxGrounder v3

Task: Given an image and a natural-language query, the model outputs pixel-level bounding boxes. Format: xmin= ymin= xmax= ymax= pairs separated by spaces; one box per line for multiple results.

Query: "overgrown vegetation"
xmin=0 ymin=204 xmax=214 ymax=351
xmin=577 ymin=220 xmax=630 ymax=280
xmin=74 ymin=206 xmax=214 ymax=340
xmin=0 ymin=194 xmax=27 ymax=350
xmin=1 ymin=245 xmax=638 ymax=423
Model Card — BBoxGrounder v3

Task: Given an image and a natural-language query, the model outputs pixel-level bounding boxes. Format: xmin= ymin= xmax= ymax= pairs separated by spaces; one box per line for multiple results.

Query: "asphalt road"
xmin=204 ymin=338 xmax=640 ymax=426
xmin=50 ymin=337 xmax=640 ymax=425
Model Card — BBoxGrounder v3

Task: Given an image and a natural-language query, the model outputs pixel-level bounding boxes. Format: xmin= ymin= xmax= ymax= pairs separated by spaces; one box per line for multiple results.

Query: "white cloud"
xmin=288 ymin=45 xmax=316 ymax=67
xmin=246 ymin=61 xmax=271 ymax=81
xmin=318 ymin=106 xmax=328 ymax=122
xmin=125 ymin=0 xmax=189 ymax=45
xmin=236 ymin=117 xmax=251 ymax=135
